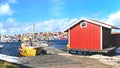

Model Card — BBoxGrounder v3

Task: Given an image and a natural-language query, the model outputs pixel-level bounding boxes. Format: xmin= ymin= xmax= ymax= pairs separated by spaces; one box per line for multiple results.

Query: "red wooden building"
xmin=64 ymin=18 xmax=119 ymax=50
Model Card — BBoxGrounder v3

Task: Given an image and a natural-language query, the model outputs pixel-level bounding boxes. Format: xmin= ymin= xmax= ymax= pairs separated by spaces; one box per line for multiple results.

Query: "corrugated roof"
xmin=63 ymin=18 xmax=119 ymax=32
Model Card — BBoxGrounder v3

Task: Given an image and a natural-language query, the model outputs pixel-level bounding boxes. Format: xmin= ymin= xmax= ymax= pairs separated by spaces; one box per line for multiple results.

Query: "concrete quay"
xmin=17 ymin=47 xmax=115 ymax=68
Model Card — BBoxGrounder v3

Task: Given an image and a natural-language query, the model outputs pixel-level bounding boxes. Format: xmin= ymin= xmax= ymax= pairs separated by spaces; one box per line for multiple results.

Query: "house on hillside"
xmin=64 ymin=18 xmax=119 ymax=51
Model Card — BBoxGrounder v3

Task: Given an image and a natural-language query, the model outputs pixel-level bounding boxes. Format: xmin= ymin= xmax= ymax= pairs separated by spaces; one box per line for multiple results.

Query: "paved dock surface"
xmin=17 ymin=47 xmax=118 ymax=68
xmin=18 ymin=47 xmax=81 ymax=68
xmin=18 ymin=54 xmax=116 ymax=68
xmin=45 ymin=47 xmax=68 ymax=54
xmin=18 ymin=54 xmax=81 ymax=68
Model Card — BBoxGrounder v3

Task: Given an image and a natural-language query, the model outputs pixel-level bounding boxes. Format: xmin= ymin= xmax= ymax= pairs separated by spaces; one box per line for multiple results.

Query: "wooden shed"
xmin=112 ymin=33 xmax=120 ymax=47
xmin=64 ymin=18 xmax=119 ymax=51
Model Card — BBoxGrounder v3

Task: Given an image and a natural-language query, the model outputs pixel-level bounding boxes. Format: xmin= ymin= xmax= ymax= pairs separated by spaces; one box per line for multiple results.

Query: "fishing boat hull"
xmin=20 ymin=47 xmax=36 ymax=57
xmin=19 ymin=47 xmax=43 ymax=56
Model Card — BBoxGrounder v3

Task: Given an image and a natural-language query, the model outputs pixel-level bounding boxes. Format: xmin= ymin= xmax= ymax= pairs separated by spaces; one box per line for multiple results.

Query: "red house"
xmin=64 ymin=18 xmax=119 ymax=50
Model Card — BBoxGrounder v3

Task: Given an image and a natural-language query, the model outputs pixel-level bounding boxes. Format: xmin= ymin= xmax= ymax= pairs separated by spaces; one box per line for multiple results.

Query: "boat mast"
xmin=32 ymin=24 xmax=35 ymax=45
xmin=32 ymin=24 xmax=35 ymax=39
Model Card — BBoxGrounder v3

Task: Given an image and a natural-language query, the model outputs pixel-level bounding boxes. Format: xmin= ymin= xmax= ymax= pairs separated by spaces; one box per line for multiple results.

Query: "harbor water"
xmin=0 ymin=42 xmax=20 ymax=57
xmin=47 ymin=39 xmax=68 ymax=49
xmin=0 ymin=40 xmax=68 ymax=57
xmin=0 ymin=40 xmax=119 ymax=57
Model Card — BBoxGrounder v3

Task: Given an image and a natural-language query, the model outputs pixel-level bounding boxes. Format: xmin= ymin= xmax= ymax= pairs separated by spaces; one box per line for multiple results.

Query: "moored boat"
xmin=0 ymin=45 xmax=3 ymax=49
xmin=19 ymin=37 xmax=48 ymax=57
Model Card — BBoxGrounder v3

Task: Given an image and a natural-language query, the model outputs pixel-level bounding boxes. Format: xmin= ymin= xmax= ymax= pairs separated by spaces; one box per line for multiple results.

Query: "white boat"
xmin=0 ymin=45 xmax=3 ymax=49
xmin=0 ymin=54 xmax=18 ymax=63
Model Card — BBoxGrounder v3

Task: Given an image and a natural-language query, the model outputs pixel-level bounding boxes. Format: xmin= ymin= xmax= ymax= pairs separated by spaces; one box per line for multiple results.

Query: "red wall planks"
xmin=70 ymin=21 xmax=101 ymax=50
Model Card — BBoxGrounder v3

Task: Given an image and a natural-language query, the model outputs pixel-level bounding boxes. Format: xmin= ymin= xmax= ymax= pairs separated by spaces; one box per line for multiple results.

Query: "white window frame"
xmin=80 ymin=21 xmax=87 ymax=28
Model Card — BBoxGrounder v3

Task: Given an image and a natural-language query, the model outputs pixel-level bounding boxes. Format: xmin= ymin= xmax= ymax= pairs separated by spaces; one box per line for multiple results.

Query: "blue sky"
xmin=0 ymin=0 xmax=120 ymax=35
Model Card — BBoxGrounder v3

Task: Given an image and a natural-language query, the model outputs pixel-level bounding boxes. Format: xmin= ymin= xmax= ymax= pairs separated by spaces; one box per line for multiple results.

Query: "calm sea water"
xmin=47 ymin=40 xmax=68 ymax=49
xmin=0 ymin=40 xmax=68 ymax=57
xmin=0 ymin=42 xmax=20 ymax=57
xmin=1 ymin=40 xmax=119 ymax=57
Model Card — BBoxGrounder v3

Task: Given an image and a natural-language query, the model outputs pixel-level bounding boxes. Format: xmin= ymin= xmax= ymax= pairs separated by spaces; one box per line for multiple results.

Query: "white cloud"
xmin=8 ymin=0 xmax=18 ymax=4
xmin=7 ymin=17 xmax=16 ymax=23
xmin=0 ymin=3 xmax=13 ymax=16
xmin=50 ymin=0 xmax=65 ymax=17
xmin=0 ymin=22 xmax=3 ymax=28
xmin=35 ymin=18 xmax=78 ymax=32
xmin=0 ymin=18 xmax=78 ymax=35
xmin=104 ymin=11 xmax=120 ymax=26
xmin=99 ymin=11 xmax=120 ymax=32
xmin=0 ymin=29 xmax=7 ymax=34
xmin=108 ymin=11 xmax=120 ymax=21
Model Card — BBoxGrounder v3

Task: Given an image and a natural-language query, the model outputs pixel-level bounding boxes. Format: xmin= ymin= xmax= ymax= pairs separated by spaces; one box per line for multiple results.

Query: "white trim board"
xmin=100 ymin=26 xmax=103 ymax=50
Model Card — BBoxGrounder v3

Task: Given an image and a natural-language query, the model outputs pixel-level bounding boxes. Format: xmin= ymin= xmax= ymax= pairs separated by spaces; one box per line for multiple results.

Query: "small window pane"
xmin=80 ymin=22 xmax=87 ymax=28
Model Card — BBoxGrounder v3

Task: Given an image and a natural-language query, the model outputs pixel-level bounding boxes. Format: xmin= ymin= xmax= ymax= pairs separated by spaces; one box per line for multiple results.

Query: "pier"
xmin=45 ymin=47 xmax=68 ymax=54
xmin=17 ymin=47 xmax=115 ymax=68
xmin=18 ymin=47 xmax=80 ymax=68
xmin=0 ymin=46 xmax=119 ymax=68
xmin=18 ymin=54 xmax=81 ymax=68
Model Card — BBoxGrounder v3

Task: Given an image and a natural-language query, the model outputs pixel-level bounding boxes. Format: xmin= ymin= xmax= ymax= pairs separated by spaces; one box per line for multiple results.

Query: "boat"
xmin=0 ymin=54 xmax=18 ymax=63
xmin=19 ymin=24 xmax=48 ymax=57
xmin=19 ymin=37 xmax=48 ymax=57
xmin=0 ymin=45 xmax=3 ymax=49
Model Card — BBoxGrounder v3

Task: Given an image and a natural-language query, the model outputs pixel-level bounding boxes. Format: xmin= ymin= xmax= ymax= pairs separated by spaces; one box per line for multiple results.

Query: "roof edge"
xmin=62 ymin=18 xmax=119 ymax=32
